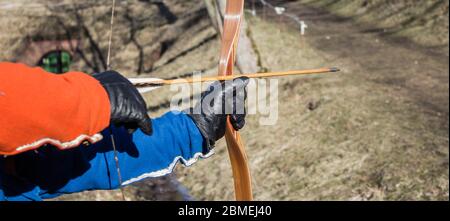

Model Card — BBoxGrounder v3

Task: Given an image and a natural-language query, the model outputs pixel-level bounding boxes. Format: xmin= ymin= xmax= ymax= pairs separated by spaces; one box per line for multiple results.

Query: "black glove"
xmin=93 ymin=70 xmax=152 ymax=135
xmin=187 ymin=77 xmax=249 ymax=150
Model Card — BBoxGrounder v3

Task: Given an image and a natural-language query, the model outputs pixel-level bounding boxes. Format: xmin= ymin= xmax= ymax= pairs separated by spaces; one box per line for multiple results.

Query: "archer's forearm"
xmin=39 ymin=111 xmax=209 ymax=198
xmin=0 ymin=62 xmax=110 ymax=156
xmin=0 ymin=111 xmax=208 ymax=200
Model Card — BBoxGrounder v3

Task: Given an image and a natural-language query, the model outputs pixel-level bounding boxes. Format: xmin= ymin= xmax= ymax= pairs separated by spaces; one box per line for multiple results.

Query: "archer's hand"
xmin=93 ymin=71 xmax=152 ymax=135
xmin=187 ymin=77 xmax=249 ymax=150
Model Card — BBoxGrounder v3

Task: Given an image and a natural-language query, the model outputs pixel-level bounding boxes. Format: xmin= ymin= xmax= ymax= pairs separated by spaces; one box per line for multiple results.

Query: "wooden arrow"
xmin=129 ymin=67 xmax=339 ymax=93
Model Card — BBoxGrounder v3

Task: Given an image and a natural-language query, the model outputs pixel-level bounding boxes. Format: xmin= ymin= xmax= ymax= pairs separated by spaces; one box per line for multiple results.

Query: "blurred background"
xmin=0 ymin=0 xmax=448 ymax=200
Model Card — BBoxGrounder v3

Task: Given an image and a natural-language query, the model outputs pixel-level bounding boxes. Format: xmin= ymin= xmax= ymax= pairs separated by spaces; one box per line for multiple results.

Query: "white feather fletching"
xmin=128 ymin=77 xmax=164 ymax=94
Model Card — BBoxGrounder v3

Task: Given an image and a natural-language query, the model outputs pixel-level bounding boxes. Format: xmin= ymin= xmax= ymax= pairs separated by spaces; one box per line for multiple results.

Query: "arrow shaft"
xmin=133 ymin=67 xmax=339 ymax=87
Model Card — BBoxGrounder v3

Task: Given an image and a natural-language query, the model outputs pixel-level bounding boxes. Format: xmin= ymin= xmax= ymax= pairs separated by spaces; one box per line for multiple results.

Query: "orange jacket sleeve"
xmin=0 ymin=62 xmax=111 ymax=155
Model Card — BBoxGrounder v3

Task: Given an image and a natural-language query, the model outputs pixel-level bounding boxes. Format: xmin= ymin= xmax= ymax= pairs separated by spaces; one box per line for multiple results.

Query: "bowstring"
xmin=106 ymin=0 xmax=116 ymax=70
xmin=106 ymin=0 xmax=126 ymax=201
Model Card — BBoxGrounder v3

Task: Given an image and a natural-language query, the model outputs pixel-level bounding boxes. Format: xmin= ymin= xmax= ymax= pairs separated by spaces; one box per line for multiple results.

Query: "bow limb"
xmin=218 ymin=0 xmax=253 ymax=201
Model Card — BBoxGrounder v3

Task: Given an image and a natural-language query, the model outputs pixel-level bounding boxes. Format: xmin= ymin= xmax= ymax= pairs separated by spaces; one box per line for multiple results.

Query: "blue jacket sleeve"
xmin=0 ymin=111 xmax=212 ymax=201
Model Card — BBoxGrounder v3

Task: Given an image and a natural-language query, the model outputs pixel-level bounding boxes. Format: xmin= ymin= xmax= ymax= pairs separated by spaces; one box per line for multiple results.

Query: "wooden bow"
xmin=218 ymin=0 xmax=253 ymax=201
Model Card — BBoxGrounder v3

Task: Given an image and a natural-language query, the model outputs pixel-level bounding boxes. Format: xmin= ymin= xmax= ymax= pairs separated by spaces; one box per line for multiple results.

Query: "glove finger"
xmin=138 ymin=116 xmax=153 ymax=135
xmin=230 ymin=114 xmax=246 ymax=130
xmin=118 ymin=110 xmax=152 ymax=135
xmin=126 ymin=86 xmax=152 ymax=135
xmin=230 ymin=77 xmax=248 ymax=131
